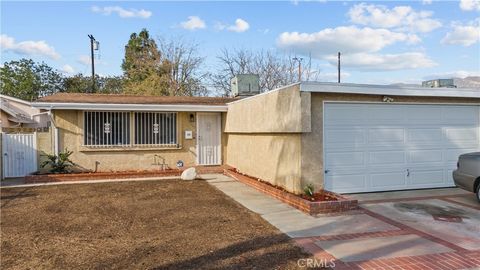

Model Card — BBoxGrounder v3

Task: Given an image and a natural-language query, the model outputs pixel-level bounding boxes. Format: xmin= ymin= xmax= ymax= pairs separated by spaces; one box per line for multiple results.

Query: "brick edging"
xmin=223 ymin=168 xmax=358 ymax=215
xmin=25 ymin=170 xmax=182 ymax=183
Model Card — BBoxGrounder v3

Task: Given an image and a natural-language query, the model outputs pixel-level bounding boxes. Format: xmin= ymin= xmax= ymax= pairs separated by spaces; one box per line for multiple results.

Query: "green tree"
xmin=63 ymin=74 xmax=124 ymax=94
xmin=0 ymin=58 xmax=64 ymax=100
xmin=121 ymin=29 xmax=165 ymax=95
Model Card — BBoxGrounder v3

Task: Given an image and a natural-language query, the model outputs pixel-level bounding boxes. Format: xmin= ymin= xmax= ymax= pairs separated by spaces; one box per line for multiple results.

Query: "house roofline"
xmin=300 ymin=82 xmax=480 ymax=98
xmin=31 ymin=102 xmax=228 ymax=112
xmin=0 ymin=94 xmax=32 ymax=105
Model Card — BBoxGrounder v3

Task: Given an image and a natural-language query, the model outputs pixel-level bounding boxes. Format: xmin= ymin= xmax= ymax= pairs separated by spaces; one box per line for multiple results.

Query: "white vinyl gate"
xmin=2 ymin=133 xmax=37 ymax=178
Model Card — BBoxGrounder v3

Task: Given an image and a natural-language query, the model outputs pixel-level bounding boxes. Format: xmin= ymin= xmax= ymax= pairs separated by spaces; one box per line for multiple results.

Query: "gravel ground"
xmin=1 ymin=179 xmax=313 ymax=269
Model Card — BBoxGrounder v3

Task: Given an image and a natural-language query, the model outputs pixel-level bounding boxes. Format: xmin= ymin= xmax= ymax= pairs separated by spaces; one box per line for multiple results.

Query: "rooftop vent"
xmin=231 ymin=74 xmax=260 ymax=97
xmin=422 ymin=79 xmax=456 ymax=88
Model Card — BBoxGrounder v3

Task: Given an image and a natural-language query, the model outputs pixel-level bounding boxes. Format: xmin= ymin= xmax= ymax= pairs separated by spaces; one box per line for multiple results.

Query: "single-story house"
xmin=30 ymin=82 xmax=480 ymax=194
xmin=1 ymin=94 xmax=49 ymax=130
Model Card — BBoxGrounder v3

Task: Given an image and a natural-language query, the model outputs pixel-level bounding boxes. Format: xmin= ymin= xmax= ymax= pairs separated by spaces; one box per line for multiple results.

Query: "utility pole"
xmin=88 ymin=35 xmax=96 ymax=93
xmin=337 ymin=52 xmax=341 ymax=83
xmin=293 ymin=57 xmax=303 ymax=82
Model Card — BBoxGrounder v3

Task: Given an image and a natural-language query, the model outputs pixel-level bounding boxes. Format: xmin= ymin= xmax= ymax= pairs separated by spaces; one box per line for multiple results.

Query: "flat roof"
xmin=300 ymin=82 xmax=480 ymax=98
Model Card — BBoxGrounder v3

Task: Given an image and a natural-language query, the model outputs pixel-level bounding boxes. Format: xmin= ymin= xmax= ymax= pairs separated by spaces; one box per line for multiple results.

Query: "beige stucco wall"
xmin=225 ymin=84 xmax=311 ymax=133
xmin=300 ymin=93 xmax=480 ymax=190
xmin=226 ymin=133 xmax=302 ymax=193
xmin=225 ymin=84 xmax=309 ymax=194
xmin=36 ymin=129 xmax=54 ymax=173
xmin=53 ymin=110 xmax=202 ymax=172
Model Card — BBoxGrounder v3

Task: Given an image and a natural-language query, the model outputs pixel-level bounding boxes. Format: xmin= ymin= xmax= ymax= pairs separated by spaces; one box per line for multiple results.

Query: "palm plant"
xmin=41 ymin=149 xmax=75 ymax=173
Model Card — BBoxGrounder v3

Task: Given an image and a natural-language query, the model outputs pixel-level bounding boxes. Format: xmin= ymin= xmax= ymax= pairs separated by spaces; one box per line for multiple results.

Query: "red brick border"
xmin=359 ymin=194 xmax=468 ymax=204
xmin=361 ymin=207 xmax=469 ymax=253
xmin=25 ymin=165 xmax=226 ymax=184
xmin=223 ymin=168 xmax=358 ymax=215
xmin=25 ymin=170 xmax=182 ymax=183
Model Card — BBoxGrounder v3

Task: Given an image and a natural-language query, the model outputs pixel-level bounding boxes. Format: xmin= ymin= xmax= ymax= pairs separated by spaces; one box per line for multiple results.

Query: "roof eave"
xmin=300 ymin=82 xmax=480 ymax=98
xmin=31 ymin=102 xmax=229 ymax=112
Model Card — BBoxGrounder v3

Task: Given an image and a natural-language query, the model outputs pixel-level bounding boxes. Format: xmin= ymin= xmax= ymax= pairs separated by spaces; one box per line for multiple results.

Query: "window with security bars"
xmin=83 ymin=111 xmax=130 ymax=146
xmin=134 ymin=112 xmax=177 ymax=146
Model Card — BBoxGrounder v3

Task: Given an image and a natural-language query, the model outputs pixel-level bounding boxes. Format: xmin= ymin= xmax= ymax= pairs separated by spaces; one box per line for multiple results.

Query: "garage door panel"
xmin=325 ymin=129 xmax=365 ymax=145
xmin=407 ymin=128 xmax=443 ymax=143
xmin=368 ymin=128 xmax=405 ymax=144
xmin=367 ymin=106 xmax=405 ymax=124
xmin=408 ymin=170 xmax=445 ymax=186
xmin=406 ymin=106 xmax=443 ymax=124
xmin=407 ymin=149 xmax=443 ymax=163
xmin=325 ymin=105 xmax=367 ymax=124
xmin=327 ymin=174 xmax=366 ymax=191
xmin=369 ymin=151 xmax=405 ymax=165
xmin=326 ymin=152 xmax=365 ymax=167
xmin=324 ymin=103 xmax=479 ymax=194
xmin=370 ymin=172 xmax=406 ymax=188
xmin=443 ymin=106 xmax=478 ymax=122
xmin=445 ymin=127 xmax=479 ymax=142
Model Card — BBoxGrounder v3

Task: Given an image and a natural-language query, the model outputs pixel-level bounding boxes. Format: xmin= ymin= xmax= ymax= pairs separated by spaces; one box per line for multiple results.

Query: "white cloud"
xmin=61 ymin=64 xmax=75 ymax=74
xmin=348 ymin=3 xmax=441 ymax=33
xmin=291 ymin=0 xmax=327 ymax=5
xmin=227 ymin=18 xmax=250 ymax=32
xmin=179 ymin=16 xmax=206 ymax=31
xmin=459 ymin=0 xmax=480 ymax=11
xmin=423 ymin=70 xmax=480 ymax=80
xmin=78 ymin=55 xmax=91 ymax=65
xmin=324 ymin=52 xmax=437 ymax=71
xmin=0 ymin=34 xmax=60 ymax=60
xmin=441 ymin=20 xmax=480 ymax=46
xmin=422 ymin=0 xmax=433 ymax=5
xmin=91 ymin=6 xmax=152 ymax=19
xmin=277 ymin=26 xmax=420 ymax=57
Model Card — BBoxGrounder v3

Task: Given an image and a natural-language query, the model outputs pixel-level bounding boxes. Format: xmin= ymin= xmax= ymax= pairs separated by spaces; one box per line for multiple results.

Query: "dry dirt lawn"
xmin=1 ymin=179 xmax=312 ymax=269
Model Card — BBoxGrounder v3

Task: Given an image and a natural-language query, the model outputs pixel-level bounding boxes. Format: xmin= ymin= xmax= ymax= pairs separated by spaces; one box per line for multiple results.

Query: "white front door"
xmin=324 ymin=103 xmax=480 ymax=193
xmin=2 ymin=133 xmax=37 ymax=177
xmin=197 ymin=113 xmax=222 ymax=165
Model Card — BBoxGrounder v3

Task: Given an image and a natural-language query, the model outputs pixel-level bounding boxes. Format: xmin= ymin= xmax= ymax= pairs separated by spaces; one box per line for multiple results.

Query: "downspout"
xmin=45 ymin=108 xmax=59 ymax=156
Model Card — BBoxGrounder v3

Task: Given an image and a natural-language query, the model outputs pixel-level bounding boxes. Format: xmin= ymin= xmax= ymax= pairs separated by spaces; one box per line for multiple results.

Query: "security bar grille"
xmin=134 ymin=112 xmax=177 ymax=146
xmin=83 ymin=111 xmax=130 ymax=146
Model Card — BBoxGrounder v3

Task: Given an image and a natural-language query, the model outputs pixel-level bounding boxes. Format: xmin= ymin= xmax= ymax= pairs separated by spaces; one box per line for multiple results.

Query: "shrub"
xmin=303 ymin=184 xmax=314 ymax=197
xmin=41 ymin=149 xmax=75 ymax=173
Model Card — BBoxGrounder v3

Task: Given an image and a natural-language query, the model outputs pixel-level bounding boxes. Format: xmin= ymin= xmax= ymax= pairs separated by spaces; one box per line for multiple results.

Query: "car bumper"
xmin=453 ymin=170 xmax=475 ymax=193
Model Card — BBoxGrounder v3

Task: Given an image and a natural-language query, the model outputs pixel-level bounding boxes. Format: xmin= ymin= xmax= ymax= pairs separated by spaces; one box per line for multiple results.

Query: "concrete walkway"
xmin=206 ymin=173 xmax=480 ymax=270
xmin=205 ymin=174 xmax=396 ymax=238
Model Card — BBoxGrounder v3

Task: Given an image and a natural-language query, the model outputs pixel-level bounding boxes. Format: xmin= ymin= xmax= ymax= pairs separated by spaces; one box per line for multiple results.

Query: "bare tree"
xmin=158 ymin=37 xmax=208 ymax=96
xmin=210 ymin=48 xmax=319 ymax=97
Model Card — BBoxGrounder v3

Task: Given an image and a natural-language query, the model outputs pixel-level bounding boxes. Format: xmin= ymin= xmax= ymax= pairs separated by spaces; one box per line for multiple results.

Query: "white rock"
xmin=181 ymin=167 xmax=197 ymax=181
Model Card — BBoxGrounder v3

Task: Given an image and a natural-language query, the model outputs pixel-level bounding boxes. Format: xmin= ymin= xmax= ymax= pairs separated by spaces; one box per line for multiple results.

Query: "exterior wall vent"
xmin=231 ymin=74 xmax=260 ymax=97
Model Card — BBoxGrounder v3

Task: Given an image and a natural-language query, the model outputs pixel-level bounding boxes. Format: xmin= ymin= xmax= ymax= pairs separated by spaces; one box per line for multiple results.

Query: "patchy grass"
xmin=1 ymin=179 xmax=311 ymax=269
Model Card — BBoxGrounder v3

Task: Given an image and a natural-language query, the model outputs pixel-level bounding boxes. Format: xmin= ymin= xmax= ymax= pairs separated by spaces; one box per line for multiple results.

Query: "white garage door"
xmin=324 ymin=103 xmax=480 ymax=193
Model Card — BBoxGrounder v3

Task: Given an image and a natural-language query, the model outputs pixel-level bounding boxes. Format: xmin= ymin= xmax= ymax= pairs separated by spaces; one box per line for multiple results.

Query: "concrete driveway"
xmin=207 ymin=174 xmax=480 ymax=270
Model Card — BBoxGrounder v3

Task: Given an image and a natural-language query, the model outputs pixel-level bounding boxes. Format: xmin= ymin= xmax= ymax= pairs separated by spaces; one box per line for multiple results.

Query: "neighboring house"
xmin=0 ymin=94 xmax=49 ymax=130
xmin=29 ymin=82 xmax=480 ymax=194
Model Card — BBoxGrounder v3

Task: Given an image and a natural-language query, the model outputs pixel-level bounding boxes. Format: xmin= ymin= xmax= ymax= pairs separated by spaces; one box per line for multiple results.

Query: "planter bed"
xmin=223 ymin=168 xmax=358 ymax=215
xmin=25 ymin=169 xmax=182 ymax=184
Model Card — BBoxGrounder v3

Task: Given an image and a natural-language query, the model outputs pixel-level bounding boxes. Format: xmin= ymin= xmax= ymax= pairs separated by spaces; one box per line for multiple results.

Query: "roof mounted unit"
xmin=231 ymin=74 xmax=260 ymax=97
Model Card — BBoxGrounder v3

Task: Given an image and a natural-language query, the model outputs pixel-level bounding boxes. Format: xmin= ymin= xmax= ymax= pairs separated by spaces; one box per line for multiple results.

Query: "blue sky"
xmin=1 ymin=1 xmax=479 ymax=85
